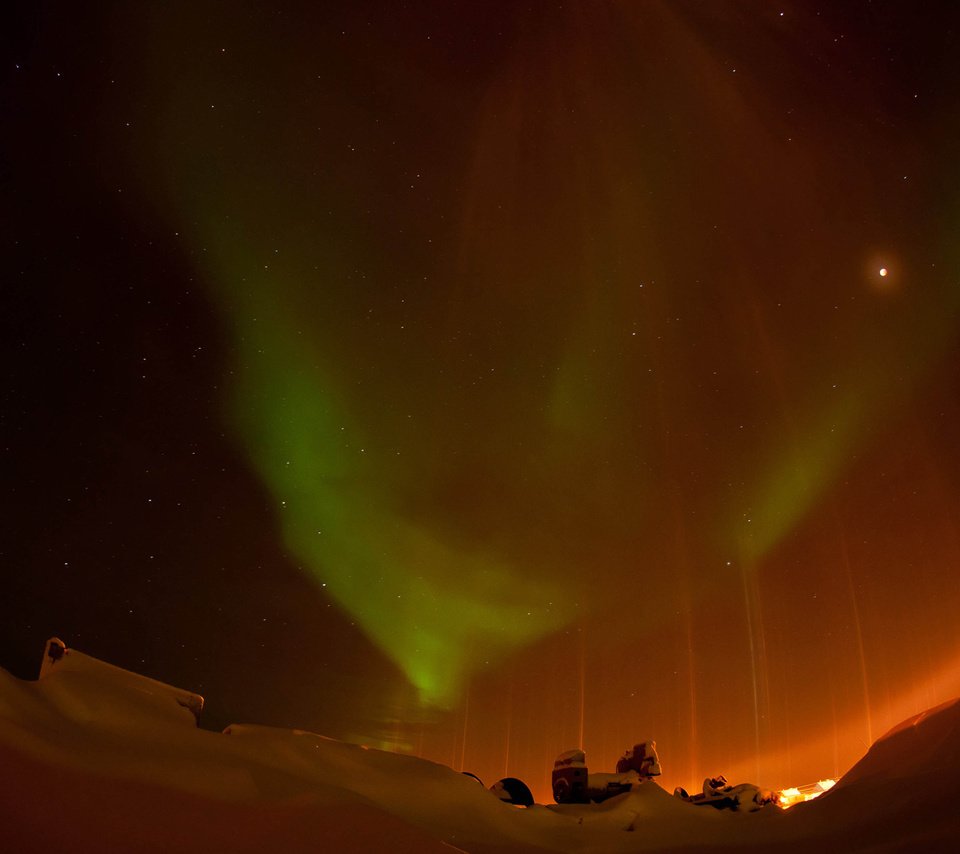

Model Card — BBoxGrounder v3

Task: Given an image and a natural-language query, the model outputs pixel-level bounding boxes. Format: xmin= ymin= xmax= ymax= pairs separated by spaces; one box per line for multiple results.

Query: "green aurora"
xmin=124 ymin=1 xmax=960 ymax=731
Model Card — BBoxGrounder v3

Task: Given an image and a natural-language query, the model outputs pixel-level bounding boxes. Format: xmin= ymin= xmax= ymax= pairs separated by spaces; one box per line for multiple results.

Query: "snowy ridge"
xmin=833 ymin=697 xmax=960 ymax=788
xmin=2 ymin=643 xmax=959 ymax=852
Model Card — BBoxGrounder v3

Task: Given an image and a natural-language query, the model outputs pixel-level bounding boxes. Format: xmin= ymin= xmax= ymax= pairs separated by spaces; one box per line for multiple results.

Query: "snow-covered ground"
xmin=1 ymin=641 xmax=958 ymax=853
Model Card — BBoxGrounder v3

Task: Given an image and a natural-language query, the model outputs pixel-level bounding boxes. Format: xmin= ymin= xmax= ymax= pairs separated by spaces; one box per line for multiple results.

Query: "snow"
xmin=2 ymin=641 xmax=959 ymax=852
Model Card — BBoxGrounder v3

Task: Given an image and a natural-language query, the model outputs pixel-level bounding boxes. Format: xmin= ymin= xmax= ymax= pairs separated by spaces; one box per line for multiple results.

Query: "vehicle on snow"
xmin=552 ymin=740 xmax=661 ymax=804
xmin=673 ymin=775 xmax=778 ymax=812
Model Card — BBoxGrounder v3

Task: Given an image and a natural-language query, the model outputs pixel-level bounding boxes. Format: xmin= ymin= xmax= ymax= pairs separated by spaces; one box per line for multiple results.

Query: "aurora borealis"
xmin=4 ymin=0 xmax=960 ymax=801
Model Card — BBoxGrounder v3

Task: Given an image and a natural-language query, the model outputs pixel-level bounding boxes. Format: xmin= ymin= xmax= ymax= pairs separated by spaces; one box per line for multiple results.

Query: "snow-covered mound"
xmin=1 ymin=641 xmax=958 ymax=852
xmin=760 ymin=697 xmax=960 ymax=853
xmin=835 ymin=697 xmax=960 ymax=789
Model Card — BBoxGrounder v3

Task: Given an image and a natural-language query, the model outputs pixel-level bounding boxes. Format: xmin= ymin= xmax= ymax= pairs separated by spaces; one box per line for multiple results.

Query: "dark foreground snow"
xmin=1 ymin=644 xmax=958 ymax=853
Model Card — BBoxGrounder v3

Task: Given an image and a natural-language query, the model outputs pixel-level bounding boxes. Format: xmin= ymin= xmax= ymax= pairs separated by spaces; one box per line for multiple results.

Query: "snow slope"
xmin=1 ymin=643 xmax=958 ymax=852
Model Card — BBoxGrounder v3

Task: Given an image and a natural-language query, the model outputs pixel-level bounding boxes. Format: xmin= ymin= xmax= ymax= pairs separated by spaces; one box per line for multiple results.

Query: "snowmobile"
xmin=673 ymin=775 xmax=777 ymax=812
xmin=552 ymin=741 xmax=661 ymax=804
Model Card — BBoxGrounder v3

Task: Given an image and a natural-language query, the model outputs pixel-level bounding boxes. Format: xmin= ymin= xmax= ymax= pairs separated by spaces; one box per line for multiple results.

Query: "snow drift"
xmin=1 ymin=640 xmax=958 ymax=852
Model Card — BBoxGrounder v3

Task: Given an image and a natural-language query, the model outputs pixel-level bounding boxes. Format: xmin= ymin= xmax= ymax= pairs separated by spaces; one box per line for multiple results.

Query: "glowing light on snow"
xmin=778 ymin=787 xmax=801 ymax=807
xmin=778 ymin=778 xmax=836 ymax=808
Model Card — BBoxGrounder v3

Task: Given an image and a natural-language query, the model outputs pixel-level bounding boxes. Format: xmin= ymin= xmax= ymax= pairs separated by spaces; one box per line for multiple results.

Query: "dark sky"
xmin=4 ymin=1 xmax=960 ymax=800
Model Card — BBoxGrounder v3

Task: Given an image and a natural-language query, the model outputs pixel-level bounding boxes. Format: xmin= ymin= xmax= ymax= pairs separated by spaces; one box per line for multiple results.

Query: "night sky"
xmin=4 ymin=1 xmax=960 ymax=800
